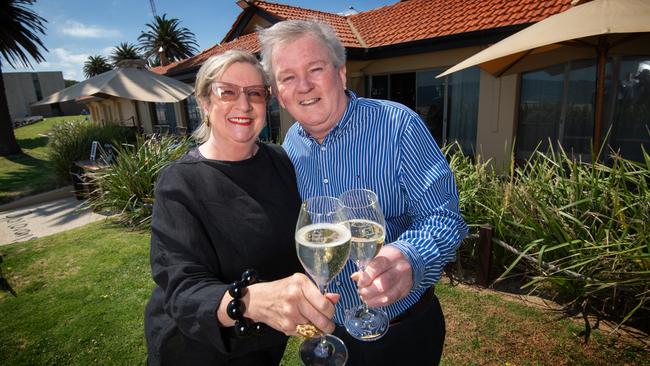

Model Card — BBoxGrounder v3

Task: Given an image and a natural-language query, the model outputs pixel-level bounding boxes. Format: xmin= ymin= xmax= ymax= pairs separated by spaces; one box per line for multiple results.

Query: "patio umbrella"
xmin=438 ymin=0 xmax=650 ymax=154
xmin=32 ymin=61 xmax=193 ymax=106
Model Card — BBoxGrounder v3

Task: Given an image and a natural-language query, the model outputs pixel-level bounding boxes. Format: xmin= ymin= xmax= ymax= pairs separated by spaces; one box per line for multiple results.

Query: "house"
xmin=153 ymin=0 xmax=650 ymax=166
xmin=3 ymin=71 xmax=83 ymax=123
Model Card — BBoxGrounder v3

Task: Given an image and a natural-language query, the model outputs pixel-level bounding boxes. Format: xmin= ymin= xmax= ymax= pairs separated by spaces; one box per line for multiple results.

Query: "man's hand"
xmin=353 ymin=246 xmax=412 ymax=307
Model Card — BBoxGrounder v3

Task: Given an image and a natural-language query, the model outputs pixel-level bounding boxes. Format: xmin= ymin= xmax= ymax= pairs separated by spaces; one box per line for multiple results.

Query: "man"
xmin=259 ymin=20 xmax=468 ymax=365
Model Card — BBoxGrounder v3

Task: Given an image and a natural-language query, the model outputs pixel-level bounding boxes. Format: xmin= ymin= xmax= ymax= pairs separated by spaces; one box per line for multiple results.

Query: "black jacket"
xmin=145 ymin=143 xmax=302 ymax=365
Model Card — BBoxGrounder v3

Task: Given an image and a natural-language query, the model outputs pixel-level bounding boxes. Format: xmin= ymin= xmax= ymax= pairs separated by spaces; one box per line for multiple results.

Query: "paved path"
xmin=0 ymin=195 xmax=107 ymax=246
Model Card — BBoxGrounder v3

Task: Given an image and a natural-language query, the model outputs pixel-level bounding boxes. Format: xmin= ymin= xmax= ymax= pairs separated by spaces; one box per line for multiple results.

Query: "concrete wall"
xmin=3 ymin=71 xmax=83 ymax=121
xmin=4 ymin=72 xmax=38 ymax=121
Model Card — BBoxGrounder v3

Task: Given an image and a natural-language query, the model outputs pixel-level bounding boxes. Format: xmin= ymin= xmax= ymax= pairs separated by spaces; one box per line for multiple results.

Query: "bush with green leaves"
xmin=446 ymin=143 xmax=650 ymax=333
xmin=48 ymin=120 xmax=135 ymax=182
xmin=87 ymin=135 xmax=191 ymax=229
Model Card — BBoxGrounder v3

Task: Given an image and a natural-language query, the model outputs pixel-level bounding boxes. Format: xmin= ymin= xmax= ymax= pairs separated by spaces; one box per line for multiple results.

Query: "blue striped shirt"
xmin=283 ymin=91 xmax=468 ymax=324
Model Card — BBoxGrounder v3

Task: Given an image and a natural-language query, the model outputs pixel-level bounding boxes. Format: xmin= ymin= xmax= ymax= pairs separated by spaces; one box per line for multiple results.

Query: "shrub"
xmin=87 ymin=135 xmax=191 ymax=229
xmin=48 ymin=120 xmax=135 ymax=182
xmin=449 ymin=143 xmax=650 ymax=333
xmin=498 ymin=146 xmax=649 ymax=331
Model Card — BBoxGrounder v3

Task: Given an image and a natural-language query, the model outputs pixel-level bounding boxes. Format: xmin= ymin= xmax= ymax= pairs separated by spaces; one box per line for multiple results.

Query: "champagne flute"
xmin=340 ymin=189 xmax=390 ymax=341
xmin=295 ymin=196 xmax=351 ymax=366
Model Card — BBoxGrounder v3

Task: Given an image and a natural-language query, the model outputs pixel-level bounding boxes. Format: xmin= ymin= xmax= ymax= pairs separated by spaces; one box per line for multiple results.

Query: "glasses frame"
xmin=210 ymin=81 xmax=270 ymax=104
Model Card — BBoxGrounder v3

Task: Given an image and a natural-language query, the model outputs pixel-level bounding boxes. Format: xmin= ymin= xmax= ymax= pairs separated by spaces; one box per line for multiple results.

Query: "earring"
xmin=203 ymin=115 xmax=210 ymax=127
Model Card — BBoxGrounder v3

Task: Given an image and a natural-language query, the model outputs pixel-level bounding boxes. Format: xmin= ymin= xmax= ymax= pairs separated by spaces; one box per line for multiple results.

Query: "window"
xmin=185 ymin=96 xmax=201 ymax=132
xmin=262 ymin=96 xmax=282 ymax=142
xmin=517 ymin=57 xmax=650 ymax=163
xmin=416 ymin=69 xmax=446 ymax=143
xmin=370 ymin=75 xmax=388 ymax=100
xmin=154 ymin=102 xmax=177 ymax=132
xmin=369 ymin=67 xmax=480 ymax=154
xmin=604 ymin=57 xmax=650 ymax=162
xmin=32 ymin=73 xmax=42 ymax=100
xmin=446 ymin=68 xmax=480 ymax=154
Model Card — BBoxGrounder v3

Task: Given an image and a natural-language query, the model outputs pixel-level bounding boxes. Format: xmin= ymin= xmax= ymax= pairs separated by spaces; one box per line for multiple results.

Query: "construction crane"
xmin=149 ymin=0 xmax=157 ymax=17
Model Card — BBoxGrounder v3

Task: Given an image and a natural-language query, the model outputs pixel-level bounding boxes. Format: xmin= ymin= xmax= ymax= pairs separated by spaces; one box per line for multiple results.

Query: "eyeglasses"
xmin=211 ymin=81 xmax=269 ymax=104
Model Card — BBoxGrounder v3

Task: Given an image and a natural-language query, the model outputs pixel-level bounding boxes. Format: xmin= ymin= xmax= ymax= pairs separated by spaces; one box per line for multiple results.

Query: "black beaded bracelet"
xmin=227 ymin=269 xmax=265 ymax=337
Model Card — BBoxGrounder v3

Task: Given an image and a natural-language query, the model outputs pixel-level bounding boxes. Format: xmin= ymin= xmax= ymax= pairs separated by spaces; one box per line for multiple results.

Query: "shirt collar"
xmin=296 ymin=90 xmax=358 ymax=143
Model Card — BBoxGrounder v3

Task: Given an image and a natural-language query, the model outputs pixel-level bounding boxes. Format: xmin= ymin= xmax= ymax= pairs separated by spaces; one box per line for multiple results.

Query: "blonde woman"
xmin=145 ymin=50 xmax=338 ymax=365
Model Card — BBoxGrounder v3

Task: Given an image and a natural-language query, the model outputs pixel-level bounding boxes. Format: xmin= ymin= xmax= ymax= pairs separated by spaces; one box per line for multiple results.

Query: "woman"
xmin=144 ymin=50 xmax=337 ymax=365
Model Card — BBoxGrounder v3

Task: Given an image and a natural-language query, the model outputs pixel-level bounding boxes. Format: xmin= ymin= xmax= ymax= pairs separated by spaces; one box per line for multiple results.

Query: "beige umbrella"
xmin=438 ymin=0 xmax=650 ymax=154
xmin=32 ymin=60 xmax=193 ymax=106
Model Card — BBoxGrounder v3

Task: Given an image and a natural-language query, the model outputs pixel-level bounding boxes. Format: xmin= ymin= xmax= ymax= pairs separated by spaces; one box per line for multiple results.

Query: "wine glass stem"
xmin=356 ymin=263 xmax=370 ymax=314
xmin=314 ymin=283 xmax=331 ymax=358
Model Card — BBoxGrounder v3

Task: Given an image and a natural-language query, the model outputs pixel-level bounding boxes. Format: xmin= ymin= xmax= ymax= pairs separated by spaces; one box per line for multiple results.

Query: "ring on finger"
xmin=295 ymin=323 xmax=320 ymax=338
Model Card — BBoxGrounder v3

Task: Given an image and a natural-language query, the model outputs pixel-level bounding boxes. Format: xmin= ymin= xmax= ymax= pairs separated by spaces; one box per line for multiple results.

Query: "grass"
xmin=0 ymin=115 xmax=86 ymax=204
xmin=0 ymin=222 xmax=648 ymax=365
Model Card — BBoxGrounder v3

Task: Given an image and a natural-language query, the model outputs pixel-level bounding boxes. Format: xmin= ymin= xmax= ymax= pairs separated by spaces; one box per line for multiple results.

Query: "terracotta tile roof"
xmin=349 ymin=0 xmax=572 ymax=47
xmin=252 ymin=1 xmax=362 ymax=47
xmin=153 ymin=0 xmax=572 ymax=76
xmin=151 ymin=33 xmax=260 ymax=76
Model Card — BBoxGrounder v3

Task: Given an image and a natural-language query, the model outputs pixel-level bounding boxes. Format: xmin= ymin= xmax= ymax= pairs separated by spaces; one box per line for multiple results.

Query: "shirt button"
xmin=323 ymin=178 xmax=329 ymax=184
xmin=336 ymin=281 xmax=341 ymax=286
xmin=320 ymin=146 xmax=326 ymax=151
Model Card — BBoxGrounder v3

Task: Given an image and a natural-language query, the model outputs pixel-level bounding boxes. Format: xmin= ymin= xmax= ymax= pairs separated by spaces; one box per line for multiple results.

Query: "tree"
xmin=110 ymin=42 xmax=141 ymax=66
xmin=138 ymin=14 xmax=199 ymax=66
xmin=0 ymin=0 xmax=47 ymax=156
xmin=83 ymin=55 xmax=112 ymax=78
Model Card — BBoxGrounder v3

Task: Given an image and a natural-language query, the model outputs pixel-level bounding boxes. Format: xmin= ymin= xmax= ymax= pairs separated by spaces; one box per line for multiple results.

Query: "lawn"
xmin=0 ymin=221 xmax=648 ymax=365
xmin=0 ymin=115 xmax=86 ymax=204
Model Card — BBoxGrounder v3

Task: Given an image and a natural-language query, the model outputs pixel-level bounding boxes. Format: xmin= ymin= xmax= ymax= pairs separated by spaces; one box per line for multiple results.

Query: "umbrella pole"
xmin=593 ymin=36 xmax=608 ymax=159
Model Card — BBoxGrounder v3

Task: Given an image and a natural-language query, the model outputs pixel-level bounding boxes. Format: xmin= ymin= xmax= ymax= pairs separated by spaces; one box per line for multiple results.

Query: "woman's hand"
xmin=217 ymin=273 xmax=339 ymax=336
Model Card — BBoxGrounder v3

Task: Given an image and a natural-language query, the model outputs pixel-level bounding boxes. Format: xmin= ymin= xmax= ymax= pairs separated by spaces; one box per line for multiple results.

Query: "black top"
xmin=144 ymin=143 xmax=302 ymax=365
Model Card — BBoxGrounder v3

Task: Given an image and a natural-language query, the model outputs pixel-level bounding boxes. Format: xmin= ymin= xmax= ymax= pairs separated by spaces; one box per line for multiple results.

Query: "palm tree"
xmin=138 ymin=14 xmax=199 ymax=66
xmin=0 ymin=0 xmax=47 ymax=156
xmin=110 ymin=42 xmax=141 ymax=66
xmin=83 ymin=55 xmax=112 ymax=78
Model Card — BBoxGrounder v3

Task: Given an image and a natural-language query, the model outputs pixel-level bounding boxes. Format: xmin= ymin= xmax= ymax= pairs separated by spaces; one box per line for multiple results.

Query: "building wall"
xmin=173 ymin=102 xmax=187 ymax=129
xmin=4 ymin=72 xmax=38 ymax=121
xmin=86 ymin=97 xmax=152 ymax=133
xmin=348 ymin=46 xmax=516 ymax=168
xmin=3 ymin=71 xmax=83 ymax=121
xmin=86 ymin=97 xmax=188 ymax=135
xmin=476 ymin=73 xmax=519 ymax=170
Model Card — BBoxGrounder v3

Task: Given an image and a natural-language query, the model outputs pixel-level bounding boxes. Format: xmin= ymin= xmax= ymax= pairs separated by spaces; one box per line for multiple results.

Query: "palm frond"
xmin=0 ymin=0 xmax=48 ymax=68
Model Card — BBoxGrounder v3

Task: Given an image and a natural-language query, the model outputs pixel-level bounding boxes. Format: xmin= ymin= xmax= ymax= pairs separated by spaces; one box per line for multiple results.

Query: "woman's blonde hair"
xmin=191 ymin=50 xmax=268 ymax=143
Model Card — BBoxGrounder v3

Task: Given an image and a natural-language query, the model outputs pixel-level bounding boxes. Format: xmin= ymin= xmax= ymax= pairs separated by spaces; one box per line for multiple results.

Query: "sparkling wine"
xmin=346 ymin=219 xmax=385 ymax=268
xmin=296 ymin=223 xmax=351 ymax=286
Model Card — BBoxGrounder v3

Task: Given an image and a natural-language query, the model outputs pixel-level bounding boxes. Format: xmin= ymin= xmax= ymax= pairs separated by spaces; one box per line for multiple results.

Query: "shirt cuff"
xmin=388 ymin=240 xmax=425 ymax=291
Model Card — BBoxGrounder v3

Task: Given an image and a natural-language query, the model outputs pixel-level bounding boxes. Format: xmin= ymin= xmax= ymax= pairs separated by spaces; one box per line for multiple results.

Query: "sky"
xmin=5 ymin=0 xmax=396 ymax=81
